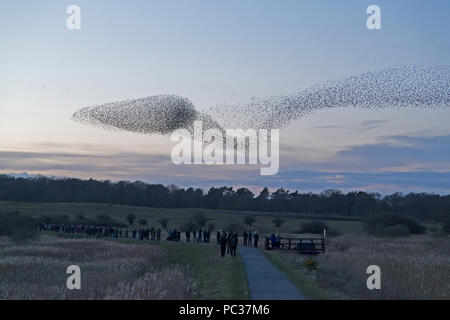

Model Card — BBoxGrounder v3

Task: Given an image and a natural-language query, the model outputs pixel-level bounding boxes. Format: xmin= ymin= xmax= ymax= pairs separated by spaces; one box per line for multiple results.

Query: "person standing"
xmin=248 ymin=230 xmax=253 ymax=246
xmin=243 ymin=231 xmax=248 ymax=246
xmin=157 ymin=228 xmax=161 ymax=241
xmin=230 ymin=233 xmax=238 ymax=256
xmin=253 ymin=231 xmax=259 ymax=248
xmin=216 ymin=231 xmax=221 ymax=244
xmin=220 ymin=231 xmax=228 ymax=257
xmin=198 ymin=229 xmax=203 ymax=243
xmin=186 ymin=230 xmax=191 ymax=242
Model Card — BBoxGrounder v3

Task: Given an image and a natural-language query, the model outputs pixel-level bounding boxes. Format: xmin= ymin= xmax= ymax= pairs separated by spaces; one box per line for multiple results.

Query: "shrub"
xmin=180 ymin=221 xmax=197 ymax=232
xmin=126 ymin=214 xmax=136 ymax=226
xmin=304 ymin=258 xmax=318 ymax=271
xmin=272 ymin=218 xmax=285 ymax=228
xmin=243 ymin=216 xmax=255 ymax=226
xmin=365 ymin=212 xmax=425 ymax=236
xmin=158 ymin=218 xmax=169 ymax=230
xmin=138 ymin=218 xmax=147 ymax=226
xmin=0 ymin=212 xmax=38 ymax=241
xmin=193 ymin=212 xmax=208 ymax=228
xmin=300 ymin=221 xmax=327 ymax=234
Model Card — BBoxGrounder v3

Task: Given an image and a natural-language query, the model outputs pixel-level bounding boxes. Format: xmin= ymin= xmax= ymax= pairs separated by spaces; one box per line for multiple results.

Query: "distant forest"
xmin=0 ymin=175 xmax=449 ymax=222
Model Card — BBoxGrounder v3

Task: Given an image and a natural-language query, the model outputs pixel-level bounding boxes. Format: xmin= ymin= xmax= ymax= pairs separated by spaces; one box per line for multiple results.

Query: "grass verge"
xmin=115 ymin=238 xmax=248 ymax=300
xmin=157 ymin=242 xmax=249 ymax=300
xmin=260 ymin=249 xmax=328 ymax=300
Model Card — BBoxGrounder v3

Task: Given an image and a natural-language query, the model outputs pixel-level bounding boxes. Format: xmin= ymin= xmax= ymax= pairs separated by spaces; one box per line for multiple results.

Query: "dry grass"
xmin=318 ymin=235 xmax=450 ymax=299
xmin=266 ymin=235 xmax=450 ymax=300
xmin=0 ymin=235 xmax=195 ymax=299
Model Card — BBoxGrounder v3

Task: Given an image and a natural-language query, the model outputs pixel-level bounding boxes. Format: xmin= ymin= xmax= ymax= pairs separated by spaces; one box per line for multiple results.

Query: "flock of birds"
xmin=72 ymin=65 xmax=450 ymax=138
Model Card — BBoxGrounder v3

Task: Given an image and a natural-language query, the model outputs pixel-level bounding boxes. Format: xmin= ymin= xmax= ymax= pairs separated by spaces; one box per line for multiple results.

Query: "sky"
xmin=1 ymin=0 xmax=449 ymax=194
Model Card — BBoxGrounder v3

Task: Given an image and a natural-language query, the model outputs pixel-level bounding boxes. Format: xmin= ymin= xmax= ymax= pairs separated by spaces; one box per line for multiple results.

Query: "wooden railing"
xmin=264 ymin=236 xmax=325 ymax=254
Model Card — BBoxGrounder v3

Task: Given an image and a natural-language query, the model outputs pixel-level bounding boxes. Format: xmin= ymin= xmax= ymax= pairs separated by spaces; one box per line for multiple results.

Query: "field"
xmin=0 ymin=201 xmax=363 ymax=235
xmin=1 ymin=200 xmax=449 ymax=300
xmin=0 ymin=235 xmax=247 ymax=300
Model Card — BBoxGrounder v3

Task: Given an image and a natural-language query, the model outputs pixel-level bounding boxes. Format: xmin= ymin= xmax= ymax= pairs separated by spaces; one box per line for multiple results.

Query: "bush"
xmin=300 ymin=221 xmax=327 ymax=234
xmin=138 ymin=218 xmax=147 ymax=226
xmin=158 ymin=218 xmax=169 ymax=229
xmin=193 ymin=212 xmax=208 ymax=228
xmin=272 ymin=218 xmax=285 ymax=228
xmin=304 ymin=258 xmax=318 ymax=271
xmin=365 ymin=212 xmax=425 ymax=236
xmin=243 ymin=216 xmax=255 ymax=226
xmin=126 ymin=214 xmax=136 ymax=226
xmin=0 ymin=212 xmax=38 ymax=241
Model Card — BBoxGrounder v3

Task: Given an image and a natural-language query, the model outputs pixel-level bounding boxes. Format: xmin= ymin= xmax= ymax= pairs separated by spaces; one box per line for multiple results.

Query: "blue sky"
xmin=1 ymin=0 xmax=449 ymax=194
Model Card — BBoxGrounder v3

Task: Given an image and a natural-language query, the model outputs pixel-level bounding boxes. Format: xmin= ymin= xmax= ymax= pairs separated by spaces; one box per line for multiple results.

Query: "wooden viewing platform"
xmin=264 ymin=236 xmax=325 ymax=254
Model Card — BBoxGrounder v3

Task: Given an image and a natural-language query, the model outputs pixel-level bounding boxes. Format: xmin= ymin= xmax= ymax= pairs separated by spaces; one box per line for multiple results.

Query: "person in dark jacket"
xmin=243 ymin=231 xmax=248 ymax=246
xmin=230 ymin=233 xmax=238 ymax=256
xmin=186 ymin=230 xmax=191 ymax=242
xmin=253 ymin=232 xmax=259 ymax=248
xmin=220 ymin=232 xmax=228 ymax=257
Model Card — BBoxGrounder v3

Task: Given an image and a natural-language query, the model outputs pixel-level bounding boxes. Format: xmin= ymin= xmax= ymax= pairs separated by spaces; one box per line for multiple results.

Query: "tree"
xmin=138 ymin=218 xmax=147 ymax=226
xmin=256 ymin=187 xmax=270 ymax=211
xmin=158 ymin=218 xmax=169 ymax=230
xmin=0 ymin=175 xmax=448 ymax=224
xmin=126 ymin=213 xmax=136 ymax=226
xmin=193 ymin=212 xmax=208 ymax=228
xmin=272 ymin=218 xmax=285 ymax=230
xmin=243 ymin=216 xmax=255 ymax=227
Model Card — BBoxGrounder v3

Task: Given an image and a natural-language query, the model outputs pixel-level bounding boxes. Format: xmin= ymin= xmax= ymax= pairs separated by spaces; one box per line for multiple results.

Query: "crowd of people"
xmin=241 ymin=230 xmax=260 ymax=247
xmin=264 ymin=233 xmax=282 ymax=249
xmin=38 ymin=222 xmax=260 ymax=258
xmin=38 ymin=222 xmax=164 ymax=241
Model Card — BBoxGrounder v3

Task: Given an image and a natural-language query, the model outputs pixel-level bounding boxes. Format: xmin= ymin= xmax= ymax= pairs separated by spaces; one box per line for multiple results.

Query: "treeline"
xmin=0 ymin=175 xmax=449 ymax=222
